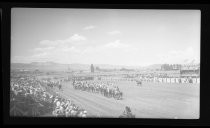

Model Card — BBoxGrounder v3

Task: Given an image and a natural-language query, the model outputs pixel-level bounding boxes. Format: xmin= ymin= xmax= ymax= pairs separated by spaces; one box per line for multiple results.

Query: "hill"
xmin=11 ymin=62 xmax=162 ymax=72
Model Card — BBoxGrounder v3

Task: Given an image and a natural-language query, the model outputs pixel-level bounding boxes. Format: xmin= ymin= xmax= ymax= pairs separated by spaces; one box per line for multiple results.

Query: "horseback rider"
xmin=59 ymin=84 xmax=62 ymax=91
xmin=73 ymin=80 xmax=75 ymax=86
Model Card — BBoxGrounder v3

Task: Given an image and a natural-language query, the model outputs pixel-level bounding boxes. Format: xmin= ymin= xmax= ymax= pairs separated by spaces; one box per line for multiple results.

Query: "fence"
xmin=100 ymin=76 xmax=200 ymax=84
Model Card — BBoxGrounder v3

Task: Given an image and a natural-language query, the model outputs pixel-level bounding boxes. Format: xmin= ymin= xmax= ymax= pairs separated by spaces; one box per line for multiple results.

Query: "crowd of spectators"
xmin=10 ymin=76 xmax=87 ymax=117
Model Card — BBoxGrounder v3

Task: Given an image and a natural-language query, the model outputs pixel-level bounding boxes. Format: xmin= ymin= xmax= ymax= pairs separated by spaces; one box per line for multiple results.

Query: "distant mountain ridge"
xmin=11 ymin=62 xmax=89 ymax=71
xmin=11 ymin=61 xmax=162 ymax=71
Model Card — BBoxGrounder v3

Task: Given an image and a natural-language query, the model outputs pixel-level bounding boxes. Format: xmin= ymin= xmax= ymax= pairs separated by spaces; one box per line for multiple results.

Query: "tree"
xmin=90 ymin=64 xmax=94 ymax=73
xmin=96 ymin=66 xmax=100 ymax=71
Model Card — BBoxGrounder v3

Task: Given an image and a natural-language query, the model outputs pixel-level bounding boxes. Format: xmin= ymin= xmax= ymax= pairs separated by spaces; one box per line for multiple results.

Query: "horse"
xmin=114 ymin=90 xmax=123 ymax=100
xmin=136 ymin=80 xmax=142 ymax=86
xmin=58 ymin=84 xmax=62 ymax=91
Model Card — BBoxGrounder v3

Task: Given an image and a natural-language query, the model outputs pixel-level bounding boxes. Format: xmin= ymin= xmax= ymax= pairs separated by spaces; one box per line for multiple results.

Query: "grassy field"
xmin=54 ymin=80 xmax=199 ymax=119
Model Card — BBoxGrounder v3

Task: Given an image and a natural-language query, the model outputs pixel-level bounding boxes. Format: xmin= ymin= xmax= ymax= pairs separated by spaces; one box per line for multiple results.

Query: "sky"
xmin=11 ymin=8 xmax=200 ymax=66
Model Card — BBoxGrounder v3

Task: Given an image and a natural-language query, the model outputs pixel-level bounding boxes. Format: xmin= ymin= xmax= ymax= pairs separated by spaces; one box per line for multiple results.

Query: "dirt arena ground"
xmin=54 ymin=80 xmax=199 ymax=119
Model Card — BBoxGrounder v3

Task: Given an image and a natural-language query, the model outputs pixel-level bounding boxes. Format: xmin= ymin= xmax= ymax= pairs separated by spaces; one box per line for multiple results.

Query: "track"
xmin=55 ymin=81 xmax=199 ymax=119
xmin=57 ymin=83 xmax=125 ymax=117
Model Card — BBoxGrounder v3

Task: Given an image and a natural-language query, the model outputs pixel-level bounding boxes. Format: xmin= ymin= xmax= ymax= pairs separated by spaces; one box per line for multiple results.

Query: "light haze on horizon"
xmin=11 ymin=8 xmax=200 ymax=66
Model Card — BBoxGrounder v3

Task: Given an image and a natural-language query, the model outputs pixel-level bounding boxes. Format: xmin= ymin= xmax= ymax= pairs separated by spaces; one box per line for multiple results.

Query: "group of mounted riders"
xmin=41 ymin=80 xmax=63 ymax=91
xmin=72 ymin=80 xmax=123 ymax=100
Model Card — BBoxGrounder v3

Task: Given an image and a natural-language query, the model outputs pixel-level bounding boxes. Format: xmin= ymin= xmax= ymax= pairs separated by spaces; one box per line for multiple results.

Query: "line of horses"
xmin=72 ymin=80 xmax=123 ymax=100
xmin=40 ymin=80 xmax=63 ymax=91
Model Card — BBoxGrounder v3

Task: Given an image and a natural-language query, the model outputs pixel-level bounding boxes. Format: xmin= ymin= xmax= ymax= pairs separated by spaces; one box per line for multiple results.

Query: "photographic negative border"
xmin=2 ymin=2 xmax=210 ymax=126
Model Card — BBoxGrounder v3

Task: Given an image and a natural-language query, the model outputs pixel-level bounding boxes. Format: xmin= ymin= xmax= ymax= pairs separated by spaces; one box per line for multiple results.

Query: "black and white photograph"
xmin=10 ymin=8 xmax=200 ymax=119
